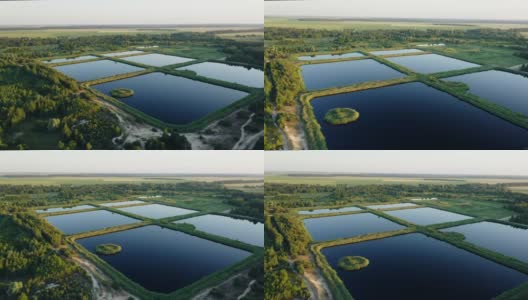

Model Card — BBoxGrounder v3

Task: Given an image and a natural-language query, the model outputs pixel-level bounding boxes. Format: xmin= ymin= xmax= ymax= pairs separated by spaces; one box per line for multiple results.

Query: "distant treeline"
xmin=0 ymin=31 xmax=263 ymax=66
xmin=265 ymin=27 xmax=527 ymax=53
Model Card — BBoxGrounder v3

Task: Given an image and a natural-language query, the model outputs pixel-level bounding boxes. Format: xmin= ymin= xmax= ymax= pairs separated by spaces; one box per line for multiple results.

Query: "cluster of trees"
xmin=224 ymin=189 xmax=263 ymax=220
xmin=521 ymin=64 xmax=528 ymax=72
xmin=265 ymin=27 xmax=527 ymax=54
xmin=265 ymin=182 xmax=522 ymax=208
xmin=264 ymin=215 xmax=311 ymax=300
xmin=0 ymin=213 xmax=91 ymax=299
xmin=0 ymin=55 xmax=120 ymax=149
xmin=264 ymin=59 xmax=304 ymax=150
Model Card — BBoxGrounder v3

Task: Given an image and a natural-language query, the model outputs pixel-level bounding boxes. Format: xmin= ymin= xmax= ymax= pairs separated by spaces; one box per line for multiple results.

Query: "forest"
xmin=0 ymin=212 xmax=92 ymax=299
xmin=0 ymin=56 xmax=120 ymax=150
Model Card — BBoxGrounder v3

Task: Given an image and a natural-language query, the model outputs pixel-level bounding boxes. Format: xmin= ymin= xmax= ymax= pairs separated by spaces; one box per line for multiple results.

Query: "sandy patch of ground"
xmin=185 ymin=108 xmax=260 ymax=150
xmin=92 ymin=98 xmax=162 ymax=148
xmin=73 ymin=256 xmax=137 ymax=300
xmin=191 ymin=270 xmax=256 ymax=300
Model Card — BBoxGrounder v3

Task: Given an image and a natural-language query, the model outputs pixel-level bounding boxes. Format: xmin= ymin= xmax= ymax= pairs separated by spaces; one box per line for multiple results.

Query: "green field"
xmin=265 ymin=175 xmax=471 ymax=185
xmin=429 ymin=45 xmax=528 ymax=67
xmin=420 ymin=198 xmax=514 ymax=219
xmin=265 ymin=17 xmax=528 ymax=31
xmin=0 ymin=26 xmax=263 ymax=38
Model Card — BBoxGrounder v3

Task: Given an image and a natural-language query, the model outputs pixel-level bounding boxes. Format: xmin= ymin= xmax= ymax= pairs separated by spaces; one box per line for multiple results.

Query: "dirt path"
xmin=237 ymin=280 xmax=256 ymax=300
xmin=303 ymin=254 xmax=333 ymax=300
xmin=233 ymin=113 xmax=256 ymax=149
xmin=191 ymin=271 xmax=250 ymax=300
xmin=271 ymin=110 xmax=291 ymax=150
xmin=93 ymin=98 xmax=162 ymax=148
xmin=73 ymin=256 xmax=137 ymax=300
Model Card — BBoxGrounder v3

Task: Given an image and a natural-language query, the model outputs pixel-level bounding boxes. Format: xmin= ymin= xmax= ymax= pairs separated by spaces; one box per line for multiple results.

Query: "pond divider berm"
xmin=296 ymin=202 xmax=528 ymax=300
xmin=36 ymin=199 xmax=263 ymax=300
xmin=292 ymin=48 xmax=528 ymax=149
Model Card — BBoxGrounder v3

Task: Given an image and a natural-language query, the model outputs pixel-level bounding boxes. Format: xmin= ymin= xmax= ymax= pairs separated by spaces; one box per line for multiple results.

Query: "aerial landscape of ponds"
xmin=442 ymin=221 xmax=528 ymax=262
xmin=369 ymin=48 xmax=423 ymax=56
xmin=54 ymin=60 xmax=144 ymax=82
xmin=46 ymin=210 xmax=140 ymax=235
xmin=93 ymin=72 xmax=248 ymax=124
xmin=117 ymin=204 xmax=196 ymax=219
xmin=298 ymin=206 xmax=362 ymax=215
xmin=177 ymin=62 xmax=264 ymax=87
xmin=321 ymin=233 xmax=528 ymax=300
xmin=76 ymin=225 xmax=252 ymax=293
xmin=446 ymin=70 xmax=528 ymax=116
xmin=44 ymin=55 xmax=97 ymax=64
xmin=384 ymin=207 xmax=471 ymax=225
xmin=386 ymin=53 xmax=479 ymax=73
xmin=301 ymin=59 xmax=405 ymax=90
xmin=121 ymin=53 xmax=194 ymax=67
xmin=303 ymin=213 xmax=405 ymax=241
xmin=298 ymin=52 xmax=364 ymax=61
xmin=174 ymin=214 xmax=264 ymax=246
xmin=310 ymin=82 xmax=528 ymax=149
xmin=36 ymin=205 xmax=95 ymax=214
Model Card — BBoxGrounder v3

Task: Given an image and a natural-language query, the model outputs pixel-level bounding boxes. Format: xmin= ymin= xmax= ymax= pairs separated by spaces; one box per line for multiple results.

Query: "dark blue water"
xmin=118 ymin=204 xmax=196 ymax=219
xmin=44 ymin=55 xmax=97 ymax=64
xmin=77 ymin=225 xmax=252 ymax=293
xmin=322 ymin=233 xmax=528 ymax=300
xmin=385 ymin=207 xmax=472 ymax=225
xmin=301 ymin=59 xmax=405 ymax=90
xmin=177 ymin=62 xmax=264 ymax=88
xmin=370 ymin=49 xmax=423 ymax=56
xmin=54 ymin=60 xmax=144 ymax=82
xmin=174 ymin=214 xmax=264 ymax=247
xmin=93 ymin=72 xmax=248 ymax=124
xmin=303 ymin=213 xmax=405 ymax=242
xmin=446 ymin=70 xmax=528 ymax=116
xmin=387 ymin=54 xmax=479 ymax=73
xmin=298 ymin=52 xmax=364 ymax=61
xmin=442 ymin=221 xmax=528 ymax=262
xmin=311 ymin=82 xmax=528 ymax=149
xmin=121 ymin=53 xmax=194 ymax=67
xmin=298 ymin=206 xmax=362 ymax=215
xmin=45 ymin=210 xmax=140 ymax=235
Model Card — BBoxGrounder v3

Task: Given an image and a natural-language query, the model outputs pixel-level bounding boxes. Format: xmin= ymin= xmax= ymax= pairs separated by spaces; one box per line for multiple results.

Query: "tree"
xmin=47 ymin=118 xmax=61 ymax=131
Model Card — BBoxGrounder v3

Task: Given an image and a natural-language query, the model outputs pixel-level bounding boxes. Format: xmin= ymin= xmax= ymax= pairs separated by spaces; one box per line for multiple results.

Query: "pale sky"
xmin=266 ymin=151 xmax=528 ymax=176
xmin=266 ymin=0 xmax=528 ymax=21
xmin=0 ymin=0 xmax=263 ymax=26
xmin=0 ymin=151 xmax=263 ymax=175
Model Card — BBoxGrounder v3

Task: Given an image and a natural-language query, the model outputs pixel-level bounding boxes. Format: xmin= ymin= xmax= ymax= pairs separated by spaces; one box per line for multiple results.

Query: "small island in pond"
xmin=324 ymin=108 xmax=360 ymax=125
xmin=110 ymin=88 xmax=134 ymax=98
xmin=338 ymin=256 xmax=369 ymax=271
xmin=95 ymin=243 xmax=122 ymax=255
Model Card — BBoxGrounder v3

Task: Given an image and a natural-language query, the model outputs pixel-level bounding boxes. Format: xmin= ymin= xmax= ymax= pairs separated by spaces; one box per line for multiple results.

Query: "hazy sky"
xmin=266 ymin=151 xmax=528 ymax=176
xmin=265 ymin=0 xmax=528 ymax=21
xmin=0 ymin=0 xmax=262 ymax=26
xmin=0 ymin=151 xmax=263 ymax=175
